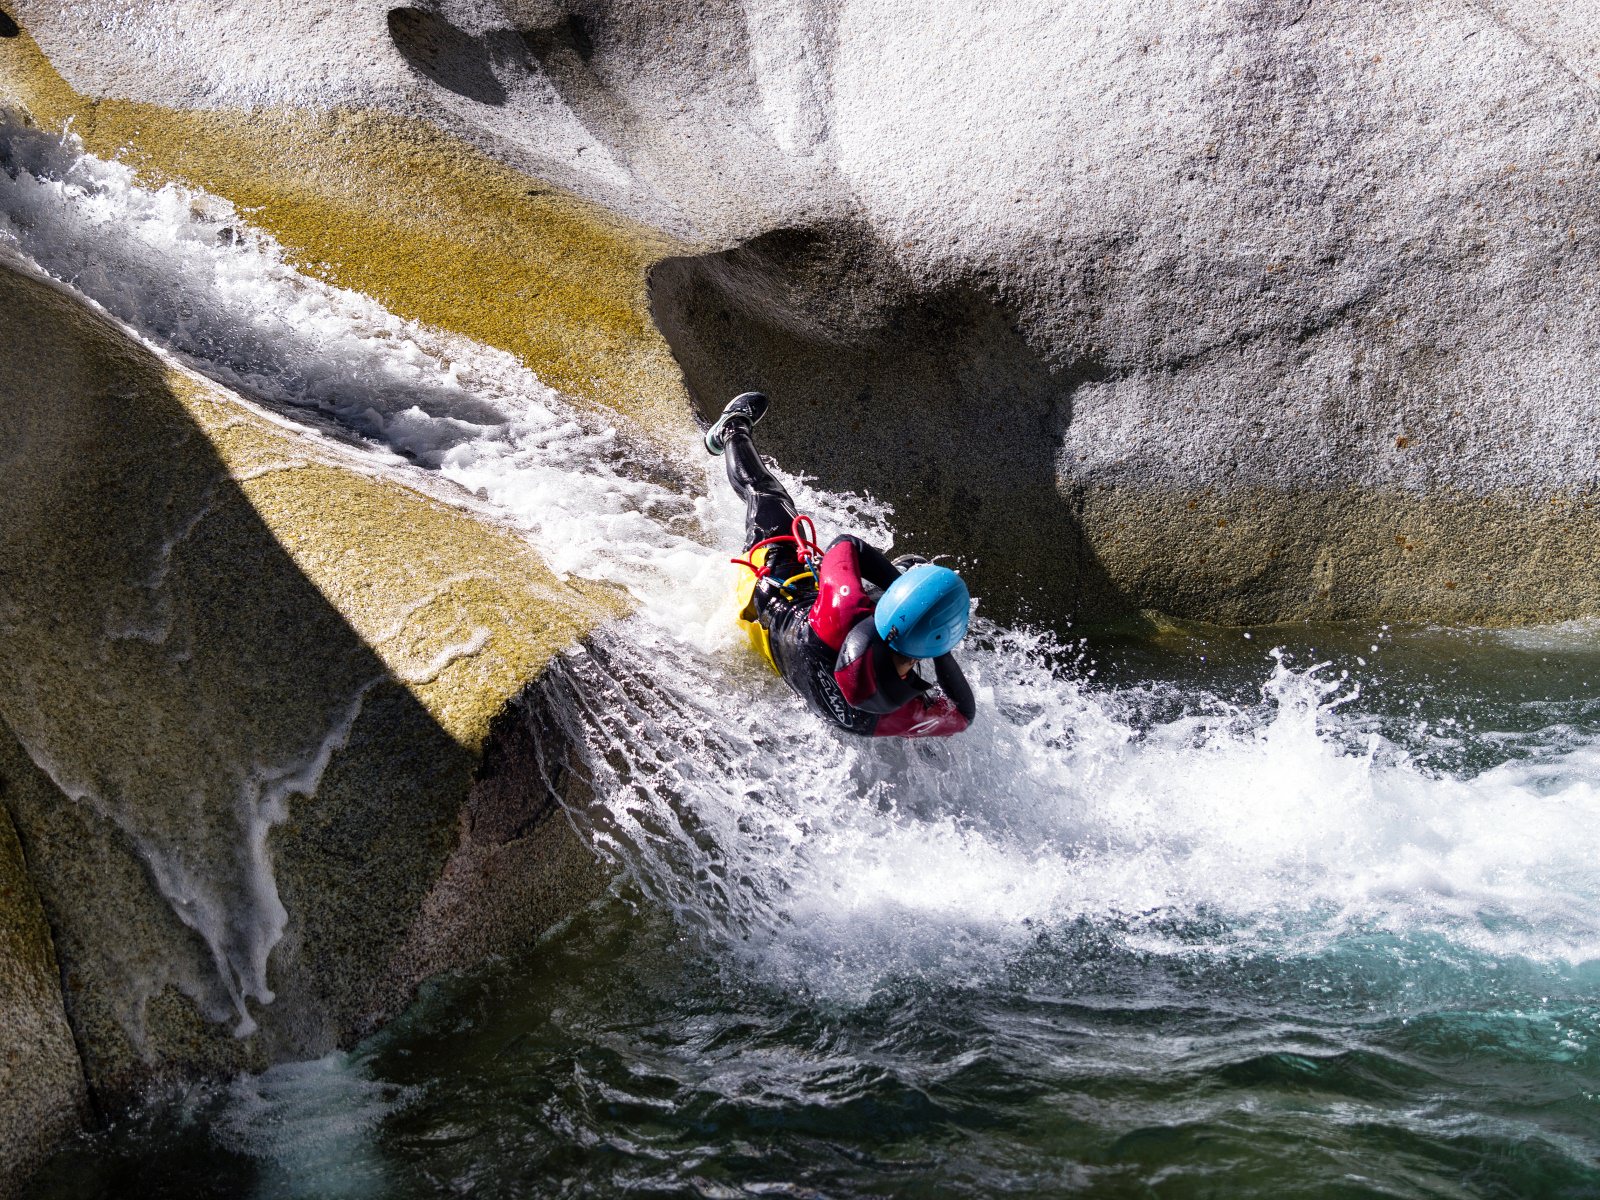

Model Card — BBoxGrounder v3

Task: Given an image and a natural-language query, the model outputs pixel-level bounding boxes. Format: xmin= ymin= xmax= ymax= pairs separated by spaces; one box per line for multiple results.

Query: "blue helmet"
xmin=874 ymin=564 xmax=970 ymax=658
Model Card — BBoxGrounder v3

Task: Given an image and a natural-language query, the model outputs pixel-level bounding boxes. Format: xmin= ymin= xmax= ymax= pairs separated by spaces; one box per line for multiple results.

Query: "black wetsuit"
xmin=722 ymin=419 xmax=975 ymax=738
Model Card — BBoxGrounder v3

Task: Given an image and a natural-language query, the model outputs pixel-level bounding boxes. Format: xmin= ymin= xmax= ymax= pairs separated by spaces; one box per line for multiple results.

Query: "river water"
xmin=5 ymin=118 xmax=1599 ymax=1199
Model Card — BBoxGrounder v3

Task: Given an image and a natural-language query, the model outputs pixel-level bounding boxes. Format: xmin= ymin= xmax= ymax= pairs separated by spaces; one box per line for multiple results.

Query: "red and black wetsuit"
xmin=721 ymin=417 xmax=975 ymax=738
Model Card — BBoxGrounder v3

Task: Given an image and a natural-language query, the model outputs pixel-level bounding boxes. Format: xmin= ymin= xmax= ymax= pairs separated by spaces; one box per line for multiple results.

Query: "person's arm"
xmin=869 ymin=653 xmax=975 ymax=737
xmin=871 ymin=687 xmax=972 ymax=737
xmin=828 ymin=535 xmax=900 ymax=591
xmin=932 ymin=653 xmax=977 ymax=724
xmin=834 ymin=620 xmax=924 ymax=714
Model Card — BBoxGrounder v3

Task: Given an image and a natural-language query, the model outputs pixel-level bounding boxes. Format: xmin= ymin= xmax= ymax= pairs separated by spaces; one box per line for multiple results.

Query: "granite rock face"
xmin=0 ymin=262 xmax=622 ymax=1119
xmin=15 ymin=0 xmax=1598 ymax=624
xmin=0 ymin=23 xmax=647 ymax=1184
xmin=0 ymin=0 xmax=1597 ymax=1184
xmin=0 ymin=802 xmax=88 ymax=1199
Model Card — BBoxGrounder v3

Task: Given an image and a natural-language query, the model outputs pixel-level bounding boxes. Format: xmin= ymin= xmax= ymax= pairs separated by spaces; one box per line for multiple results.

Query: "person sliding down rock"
xmin=707 ymin=391 xmax=977 ymax=738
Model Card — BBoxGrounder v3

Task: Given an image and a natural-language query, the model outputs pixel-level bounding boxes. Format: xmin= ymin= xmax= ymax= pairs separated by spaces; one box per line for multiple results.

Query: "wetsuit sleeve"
xmin=830 ymin=535 xmax=901 ymax=591
xmin=933 ymin=654 xmax=977 ymax=724
xmin=811 ymin=535 xmax=907 ymax=650
xmin=872 ymin=693 xmax=971 ymax=738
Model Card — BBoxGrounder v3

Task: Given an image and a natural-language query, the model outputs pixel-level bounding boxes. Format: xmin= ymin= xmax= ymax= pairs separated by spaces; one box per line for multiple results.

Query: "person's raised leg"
xmin=706 ymin=391 xmax=798 ymax=555
xmin=724 ymin=422 xmax=799 ymax=553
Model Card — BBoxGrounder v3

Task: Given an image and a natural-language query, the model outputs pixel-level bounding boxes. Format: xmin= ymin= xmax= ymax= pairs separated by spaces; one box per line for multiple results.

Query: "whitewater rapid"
xmin=4 ymin=113 xmax=1600 ymax=1031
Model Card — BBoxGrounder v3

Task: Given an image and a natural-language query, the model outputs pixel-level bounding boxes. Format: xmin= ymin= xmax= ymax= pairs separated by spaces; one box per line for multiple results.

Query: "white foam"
xmin=215 ymin=1051 xmax=409 ymax=1200
xmin=547 ymin=609 xmax=1600 ymax=1002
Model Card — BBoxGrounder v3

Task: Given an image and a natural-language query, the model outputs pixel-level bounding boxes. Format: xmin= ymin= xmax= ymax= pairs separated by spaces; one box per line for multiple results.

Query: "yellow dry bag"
xmin=735 ymin=546 xmax=783 ymax=675
xmin=734 ymin=546 xmax=819 ymax=676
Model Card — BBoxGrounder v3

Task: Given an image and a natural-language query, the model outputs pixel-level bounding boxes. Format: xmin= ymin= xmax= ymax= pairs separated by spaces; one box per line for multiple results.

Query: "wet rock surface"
xmin=0 ymin=4 xmax=1597 ymax=1192
xmin=0 ymin=801 xmax=88 ymax=1199
xmin=0 ymin=264 xmax=619 ymax=1131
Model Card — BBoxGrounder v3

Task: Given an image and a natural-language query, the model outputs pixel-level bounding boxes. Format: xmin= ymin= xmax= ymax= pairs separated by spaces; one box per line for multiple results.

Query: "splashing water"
xmin=4 ymin=110 xmax=1600 ymax=990
xmin=7 ymin=117 xmax=1600 ymax=1196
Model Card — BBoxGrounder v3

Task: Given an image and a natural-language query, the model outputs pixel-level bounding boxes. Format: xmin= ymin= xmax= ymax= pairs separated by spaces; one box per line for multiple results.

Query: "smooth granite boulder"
xmin=0 ymin=262 xmax=623 ymax=1117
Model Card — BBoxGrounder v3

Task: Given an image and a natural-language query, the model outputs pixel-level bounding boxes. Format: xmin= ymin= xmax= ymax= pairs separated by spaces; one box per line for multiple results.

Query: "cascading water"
xmin=5 ymin=118 xmax=1599 ymax=1198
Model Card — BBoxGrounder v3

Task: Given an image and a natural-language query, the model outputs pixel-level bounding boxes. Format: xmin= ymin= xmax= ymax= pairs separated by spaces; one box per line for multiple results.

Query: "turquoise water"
xmin=28 ymin=622 xmax=1600 ymax=1200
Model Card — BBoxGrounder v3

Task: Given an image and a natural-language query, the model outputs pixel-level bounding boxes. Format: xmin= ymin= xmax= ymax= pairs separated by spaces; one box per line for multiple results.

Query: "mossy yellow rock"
xmin=0 ymin=21 xmax=693 ymax=440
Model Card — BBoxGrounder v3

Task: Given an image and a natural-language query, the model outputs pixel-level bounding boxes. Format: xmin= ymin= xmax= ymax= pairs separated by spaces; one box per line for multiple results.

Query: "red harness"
xmin=731 ymin=514 xmax=823 ymax=582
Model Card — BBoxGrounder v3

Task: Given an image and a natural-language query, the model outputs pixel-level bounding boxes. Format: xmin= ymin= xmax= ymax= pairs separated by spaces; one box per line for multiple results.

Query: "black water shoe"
xmin=705 ymin=391 xmax=770 ymax=455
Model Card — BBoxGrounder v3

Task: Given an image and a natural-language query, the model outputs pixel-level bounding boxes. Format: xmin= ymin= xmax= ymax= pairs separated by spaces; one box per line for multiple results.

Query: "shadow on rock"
xmin=387 ymin=6 xmax=508 ymax=105
xmin=0 ymin=266 xmax=590 ymax=1117
xmin=650 ymin=224 xmax=1132 ymax=628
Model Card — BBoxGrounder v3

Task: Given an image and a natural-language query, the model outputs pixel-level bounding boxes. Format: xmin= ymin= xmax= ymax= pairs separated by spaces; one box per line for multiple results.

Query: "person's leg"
xmin=723 ymin=418 xmax=800 ymax=557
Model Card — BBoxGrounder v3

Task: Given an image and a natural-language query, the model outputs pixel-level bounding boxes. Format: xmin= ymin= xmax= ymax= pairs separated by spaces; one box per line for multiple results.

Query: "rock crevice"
xmin=0 ymin=791 xmax=89 ymax=1199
